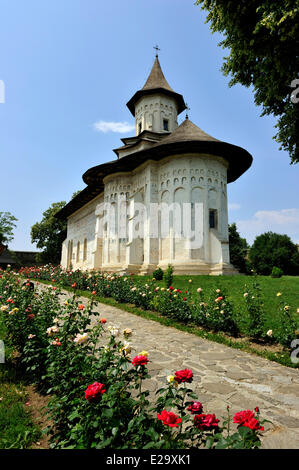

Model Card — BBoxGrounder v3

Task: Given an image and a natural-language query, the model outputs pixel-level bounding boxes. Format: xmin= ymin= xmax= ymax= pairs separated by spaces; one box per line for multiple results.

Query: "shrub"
xmin=243 ymin=280 xmax=266 ymax=341
xmin=274 ymin=302 xmax=297 ymax=348
xmin=153 ymin=267 xmax=164 ymax=281
xmin=271 ymin=267 xmax=283 ymax=278
xmin=164 ymin=264 xmax=173 ymax=288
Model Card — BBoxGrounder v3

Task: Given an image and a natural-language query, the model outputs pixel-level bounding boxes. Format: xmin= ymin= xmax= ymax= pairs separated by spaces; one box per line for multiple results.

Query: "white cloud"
xmin=235 ymin=208 xmax=299 ymax=245
xmin=228 ymin=203 xmax=241 ymax=210
xmin=93 ymin=120 xmax=135 ymax=133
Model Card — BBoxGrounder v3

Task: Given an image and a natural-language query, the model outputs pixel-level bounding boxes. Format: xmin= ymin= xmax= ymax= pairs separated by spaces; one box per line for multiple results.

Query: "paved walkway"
xmin=65 ymin=290 xmax=299 ymax=449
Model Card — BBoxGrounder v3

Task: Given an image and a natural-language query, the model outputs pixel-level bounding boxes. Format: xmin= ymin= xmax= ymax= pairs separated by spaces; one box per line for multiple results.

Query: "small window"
xmin=138 ymin=122 xmax=142 ymax=134
xmin=209 ymin=209 xmax=217 ymax=229
xmin=163 ymin=119 xmax=169 ymax=131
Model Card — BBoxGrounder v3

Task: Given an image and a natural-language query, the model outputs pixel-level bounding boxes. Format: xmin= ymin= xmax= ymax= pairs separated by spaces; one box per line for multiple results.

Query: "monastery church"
xmin=56 ymin=55 xmax=252 ymax=275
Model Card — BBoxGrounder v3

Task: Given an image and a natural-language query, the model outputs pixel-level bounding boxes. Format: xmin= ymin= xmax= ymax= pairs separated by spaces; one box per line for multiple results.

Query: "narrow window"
xmin=163 ymin=119 xmax=169 ymax=131
xmin=138 ymin=122 xmax=142 ymax=134
xmin=209 ymin=209 xmax=217 ymax=229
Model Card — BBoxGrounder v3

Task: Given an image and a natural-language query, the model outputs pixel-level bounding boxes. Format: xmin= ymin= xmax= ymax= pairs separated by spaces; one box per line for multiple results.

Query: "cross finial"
xmin=185 ymin=102 xmax=191 ymax=119
xmin=153 ymin=45 xmax=160 ymax=57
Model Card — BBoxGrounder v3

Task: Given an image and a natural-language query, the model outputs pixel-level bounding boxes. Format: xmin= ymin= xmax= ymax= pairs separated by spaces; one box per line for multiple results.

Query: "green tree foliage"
xmin=249 ymin=231 xmax=299 ymax=275
xmin=195 ymin=0 xmax=299 ymax=163
xmin=228 ymin=223 xmax=250 ymax=273
xmin=31 ymin=192 xmax=81 ymax=265
xmin=31 ymin=202 xmax=67 ymax=264
xmin=0 ymin=212 xmax=18 ymax=245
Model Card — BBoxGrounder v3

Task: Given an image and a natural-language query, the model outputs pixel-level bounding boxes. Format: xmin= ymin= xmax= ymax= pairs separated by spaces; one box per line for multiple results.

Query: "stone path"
xmin=66 ymin=290 xmax=299 ymax=449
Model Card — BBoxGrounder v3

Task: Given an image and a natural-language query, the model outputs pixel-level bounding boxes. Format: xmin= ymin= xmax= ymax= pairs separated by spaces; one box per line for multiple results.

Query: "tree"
xmin=249 ymin=231 xmax=299 ymax=275
xmin=228 ymin=223 xmax=250 ymax=273
xmin=0 ymin=211 xmax=18 ymax=245
xmin=31 ymin=201 xmax=67 ymax=264
xmin=195 ymin=1 xmax=299 ymax=163
xmin=31 ymin=191 xmax=81 ymax=265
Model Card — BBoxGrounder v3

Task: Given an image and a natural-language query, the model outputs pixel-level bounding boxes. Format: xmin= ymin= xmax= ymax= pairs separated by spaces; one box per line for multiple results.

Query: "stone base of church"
xmin=139 ymin=264 xmax=159 ymax=276
xmin=99 ymin=262 xmax=239 ymax=276
xmin=209 ymin=263 xmax=239 ymax=276
xmin=156 ymin=261 xmax=239 ymax=276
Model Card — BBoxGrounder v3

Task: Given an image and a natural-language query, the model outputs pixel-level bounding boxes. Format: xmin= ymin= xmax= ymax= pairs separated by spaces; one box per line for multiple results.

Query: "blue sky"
xmin=0 ymin=0 xmax=298 ymax=251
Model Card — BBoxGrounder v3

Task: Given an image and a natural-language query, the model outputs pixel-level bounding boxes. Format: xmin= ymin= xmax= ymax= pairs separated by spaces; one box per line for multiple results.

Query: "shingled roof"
xmin=154 ymin=117 xmax=220 ymax=145
xmin=126 ymin=56 xmax=186 ymax=116
xmin=141 ymin=56 xmax=174 ymax=92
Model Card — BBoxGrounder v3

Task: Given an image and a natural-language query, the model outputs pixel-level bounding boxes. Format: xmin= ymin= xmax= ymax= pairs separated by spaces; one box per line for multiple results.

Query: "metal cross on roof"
xmin=153 ymin=45 xmax=160 ymax=57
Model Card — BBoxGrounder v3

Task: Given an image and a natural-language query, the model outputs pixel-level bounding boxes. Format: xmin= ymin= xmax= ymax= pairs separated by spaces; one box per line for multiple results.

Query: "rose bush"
xmin=0 ymin=266 xmax=270 ymax=449
xmin=18 ymin=265 xmax=298 ymax=349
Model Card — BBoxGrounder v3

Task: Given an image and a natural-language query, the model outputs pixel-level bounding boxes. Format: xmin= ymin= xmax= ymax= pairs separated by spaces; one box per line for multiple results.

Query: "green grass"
xmin=133 ymin=274 xmax=299 ymax=330
xmin=0 ymin=315 xmax=41 ymax=448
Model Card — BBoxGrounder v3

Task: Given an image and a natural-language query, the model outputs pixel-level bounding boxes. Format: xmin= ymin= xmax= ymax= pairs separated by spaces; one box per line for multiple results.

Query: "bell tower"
xmin=126 ymin=53 xmax=186 ymax=136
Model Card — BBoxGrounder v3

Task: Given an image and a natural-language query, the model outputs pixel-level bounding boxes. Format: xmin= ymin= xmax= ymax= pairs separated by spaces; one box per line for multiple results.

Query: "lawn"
xmin=133 ymin=274 xmax=299 ymax=331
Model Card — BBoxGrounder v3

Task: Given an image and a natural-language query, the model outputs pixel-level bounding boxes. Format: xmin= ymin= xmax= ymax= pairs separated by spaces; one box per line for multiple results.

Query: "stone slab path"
xmin=64 ymin=290 xmax=299 ymax=449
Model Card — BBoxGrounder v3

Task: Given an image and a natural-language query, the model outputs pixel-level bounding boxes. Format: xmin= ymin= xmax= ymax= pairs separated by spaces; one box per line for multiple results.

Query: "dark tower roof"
xmin=126 ymin=56 xmax=186 ymax=116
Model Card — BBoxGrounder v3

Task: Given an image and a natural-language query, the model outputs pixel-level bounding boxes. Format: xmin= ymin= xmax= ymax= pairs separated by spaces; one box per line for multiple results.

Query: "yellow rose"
xmin=139 ymin=350 xmax=149 ymax=357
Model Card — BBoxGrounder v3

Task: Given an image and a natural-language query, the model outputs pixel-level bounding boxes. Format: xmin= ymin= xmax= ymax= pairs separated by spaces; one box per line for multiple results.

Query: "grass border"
xmin=35 ymin=278 xmax=298 ymax=369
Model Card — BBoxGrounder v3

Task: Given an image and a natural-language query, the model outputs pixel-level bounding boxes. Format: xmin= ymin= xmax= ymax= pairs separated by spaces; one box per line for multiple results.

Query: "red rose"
xmin=85 ymin=382 xmax=106 ymax=402
xmin=233 ymin=409 xmax=264 ymax=431
xmin=157 ymin=410 xmax=182 ymax=428
xmin=233 ymin=410 xmax=255 ymax=425
xmin=100 ymin=318 xmax=107 ymax=324
xmin=78 ymin=304 xmax=85 ymax=310
xmin=131 ymin=355 xmax=149 ymax=367
xmin=194 ymin=413 xmax=219 ymax=431
xmin=27 ymin=314 xmax=35 ymax=320
xmin=243 ymin=417 xmax=264 ymax=431
xmin=72 ymin=282 xmax=77 ymax=288
xmin=187 ymin=401 xmax=203 ymax=415
xmin=174 ymin=368 xmax=193 ymax=384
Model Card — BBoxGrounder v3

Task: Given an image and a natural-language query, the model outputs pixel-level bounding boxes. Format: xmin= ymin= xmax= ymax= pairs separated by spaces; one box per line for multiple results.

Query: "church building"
xmin=56 ymin=55 xmax=252 ymax=275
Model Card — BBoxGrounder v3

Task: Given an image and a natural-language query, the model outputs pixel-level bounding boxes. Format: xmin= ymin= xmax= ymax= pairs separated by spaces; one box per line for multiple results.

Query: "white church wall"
xmin=62 ymin=151 xmax=233 ymax=274
xmin=64 ymin=192 xmax=104 ymax=270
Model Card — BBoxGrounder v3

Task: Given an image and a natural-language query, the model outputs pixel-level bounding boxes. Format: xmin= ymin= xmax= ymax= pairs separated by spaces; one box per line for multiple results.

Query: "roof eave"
xmin=126 ymin=88 xmax=186 ymax=116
